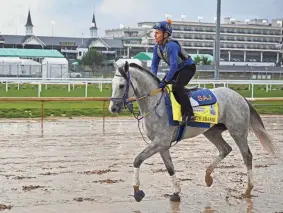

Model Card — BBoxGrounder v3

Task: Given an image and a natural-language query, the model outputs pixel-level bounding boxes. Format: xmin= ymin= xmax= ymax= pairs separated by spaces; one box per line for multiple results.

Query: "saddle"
xmin=184 ymin=85 xmax=199 ymax=95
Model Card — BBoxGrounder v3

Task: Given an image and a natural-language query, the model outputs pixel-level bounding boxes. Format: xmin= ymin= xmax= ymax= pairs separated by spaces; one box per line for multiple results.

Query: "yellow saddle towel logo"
xmin=166 ymin=85 xmax=219 ymax=124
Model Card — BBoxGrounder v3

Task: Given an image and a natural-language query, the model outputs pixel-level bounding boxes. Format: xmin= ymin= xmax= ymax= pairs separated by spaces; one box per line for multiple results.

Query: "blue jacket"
xmin=151 ymin=40 xmax=194 ymax=82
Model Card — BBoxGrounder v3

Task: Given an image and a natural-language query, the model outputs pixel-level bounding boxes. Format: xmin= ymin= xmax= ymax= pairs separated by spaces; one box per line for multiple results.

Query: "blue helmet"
xmin=153 ymin=19 xmax=173 ymax=35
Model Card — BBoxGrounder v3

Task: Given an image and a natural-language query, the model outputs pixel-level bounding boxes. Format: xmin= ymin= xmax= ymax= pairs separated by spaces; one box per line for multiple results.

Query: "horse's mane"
xmin=129 ymin=63 xmax=161 ymax=83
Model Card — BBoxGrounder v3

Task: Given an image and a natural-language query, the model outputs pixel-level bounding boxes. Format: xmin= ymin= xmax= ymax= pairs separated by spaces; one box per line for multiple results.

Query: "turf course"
xmin=0 ymin=83 xmax=282 ymax=118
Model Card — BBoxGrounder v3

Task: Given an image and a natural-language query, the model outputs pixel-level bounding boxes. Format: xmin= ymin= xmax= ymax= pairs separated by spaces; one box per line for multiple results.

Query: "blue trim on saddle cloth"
xmin=187 ymin=122 xmax=211 ymax=128
xmin=190 ymin=89 xmax=217 ymax=106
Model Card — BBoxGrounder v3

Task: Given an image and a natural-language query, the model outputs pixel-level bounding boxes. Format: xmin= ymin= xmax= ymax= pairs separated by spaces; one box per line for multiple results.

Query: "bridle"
xmin=110 ymin=66 xmax=164 ymax=121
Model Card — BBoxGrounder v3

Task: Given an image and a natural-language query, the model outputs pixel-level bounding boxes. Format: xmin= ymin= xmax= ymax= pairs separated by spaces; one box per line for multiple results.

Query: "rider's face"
xmin=154 ymin=30 xmax=164 ymax=44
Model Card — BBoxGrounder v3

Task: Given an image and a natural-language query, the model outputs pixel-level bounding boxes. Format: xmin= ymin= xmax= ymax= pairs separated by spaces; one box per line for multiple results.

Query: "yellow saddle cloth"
xmin=166 ymin=85 xmax=219 ymax=124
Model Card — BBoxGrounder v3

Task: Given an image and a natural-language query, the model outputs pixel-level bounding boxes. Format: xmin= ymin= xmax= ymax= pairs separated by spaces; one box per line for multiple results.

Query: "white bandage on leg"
xmin=133 ymin=168 xmax=140 ymax=186
xmin=248 ymin=170 xmax=253 ymax=186
xmin=170 ymin=174 xmax=181 ymax=194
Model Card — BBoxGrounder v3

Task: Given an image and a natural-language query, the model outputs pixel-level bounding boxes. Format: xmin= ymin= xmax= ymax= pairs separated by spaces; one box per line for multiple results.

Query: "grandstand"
xmin=106 ymin=17 xmax=283 ymax=66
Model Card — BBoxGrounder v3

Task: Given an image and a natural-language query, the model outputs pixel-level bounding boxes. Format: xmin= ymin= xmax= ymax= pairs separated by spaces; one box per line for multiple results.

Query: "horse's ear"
xmin=113 ymin=62 xmax=118 ymax=69
xmin=124 ymin=61 xmax=129 ymax=73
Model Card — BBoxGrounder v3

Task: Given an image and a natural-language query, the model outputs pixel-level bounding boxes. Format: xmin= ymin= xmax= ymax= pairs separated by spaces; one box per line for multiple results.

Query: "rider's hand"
xmin=159 ymin=80 xmax=169 ymax=89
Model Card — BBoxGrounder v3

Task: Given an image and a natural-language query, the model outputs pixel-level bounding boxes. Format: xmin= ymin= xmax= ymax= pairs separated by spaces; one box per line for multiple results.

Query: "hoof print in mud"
xmin=0 ymin=204 xmax=12 ymax=211
xmin=22 ymin=185 xmax=44 ymax=192
xmin=134 ymin=190 xmax=145 ymax=202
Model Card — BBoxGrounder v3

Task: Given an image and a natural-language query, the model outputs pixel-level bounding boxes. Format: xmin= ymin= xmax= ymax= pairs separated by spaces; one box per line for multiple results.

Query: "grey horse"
xmin=109 ymin=61 xmax=279 ymax=202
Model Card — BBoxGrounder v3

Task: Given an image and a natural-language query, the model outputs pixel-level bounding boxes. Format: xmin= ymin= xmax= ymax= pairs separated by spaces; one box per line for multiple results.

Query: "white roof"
xmin=21 ymin=59 xmax=41 ymax=65
xmin=0 ymin=57 xmax=21 ymax=63
xmin=42 ymin=57 xmax=68 ymax=65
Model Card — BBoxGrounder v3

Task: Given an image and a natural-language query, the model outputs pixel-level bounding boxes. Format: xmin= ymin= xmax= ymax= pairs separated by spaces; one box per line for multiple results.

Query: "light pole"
xmin=51 ymin=20 xmax=56 ymax=49
xmin=197 ymin=16 xmax=203 ymax=23
xmin=275 ymin=20 xmax=283 ymax=65
xmin=214 ymin=0 xmax=221 ymax=80
xmin=51 ymin=20 xmax=56 ymax=37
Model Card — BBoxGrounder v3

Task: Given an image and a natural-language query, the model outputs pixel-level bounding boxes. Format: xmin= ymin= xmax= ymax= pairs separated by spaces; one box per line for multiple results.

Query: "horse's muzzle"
xmin=109 ymin=102 xmax=123 ymax=114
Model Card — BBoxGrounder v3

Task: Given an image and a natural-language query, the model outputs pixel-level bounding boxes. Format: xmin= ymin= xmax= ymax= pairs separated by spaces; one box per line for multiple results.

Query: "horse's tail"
xmin=245 ymin=98 xmax=279 ymax=156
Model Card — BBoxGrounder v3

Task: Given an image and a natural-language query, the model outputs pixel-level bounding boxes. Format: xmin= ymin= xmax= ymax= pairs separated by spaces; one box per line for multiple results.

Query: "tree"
xmin=81 ymin=49 xmax=103 ymax=67
xmin=194 ymin=55 xmax=202 ymax=65
xmin=201 ymin=56 xmax=212 ymax=65
xmin=193 ymin=55 xmax=212 ymax=65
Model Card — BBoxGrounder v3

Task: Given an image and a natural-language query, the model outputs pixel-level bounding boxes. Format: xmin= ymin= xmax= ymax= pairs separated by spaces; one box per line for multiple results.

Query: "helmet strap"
xmin=162 ymin=33 xmax=169 ymax=45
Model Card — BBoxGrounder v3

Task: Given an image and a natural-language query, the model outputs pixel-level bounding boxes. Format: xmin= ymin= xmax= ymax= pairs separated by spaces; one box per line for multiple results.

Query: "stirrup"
xmin=180 ymin=115 xmax=195 ymax=126
xmin=180 ymin=115 xmax=189 ymax=126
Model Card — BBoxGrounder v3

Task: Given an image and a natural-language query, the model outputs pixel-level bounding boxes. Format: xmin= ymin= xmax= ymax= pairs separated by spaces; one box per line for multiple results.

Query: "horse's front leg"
xmin=160 ymin=149 xmax=181 ymax=202
xmin=133 ymin=140 xmax=169 ymax=202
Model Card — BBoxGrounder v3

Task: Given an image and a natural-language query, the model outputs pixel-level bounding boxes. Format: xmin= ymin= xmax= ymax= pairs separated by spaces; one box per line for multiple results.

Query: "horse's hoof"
xmin=205 ymin=175 xmax=213 ymax=187
xmin=244 ymin=183 xmax=253 ymax=198
xmin=134 ymin=190 xmax=145 ymax=202
xmin=170 ymin=193 xmax=180 ymax=202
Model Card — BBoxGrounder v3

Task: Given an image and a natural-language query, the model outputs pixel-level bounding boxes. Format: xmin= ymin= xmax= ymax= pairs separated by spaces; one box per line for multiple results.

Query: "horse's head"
xmin=109 ymin=61 xmax=134 ymax=114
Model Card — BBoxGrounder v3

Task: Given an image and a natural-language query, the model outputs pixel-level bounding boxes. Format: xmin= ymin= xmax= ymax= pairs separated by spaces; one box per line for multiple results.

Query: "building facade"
xmin=106 ymin=17 xmax=283 ymax=66
xmin=0 ymin=10 xmax=125 ymax=62
xmin=1 ymin=11 xmax=283 ymax=67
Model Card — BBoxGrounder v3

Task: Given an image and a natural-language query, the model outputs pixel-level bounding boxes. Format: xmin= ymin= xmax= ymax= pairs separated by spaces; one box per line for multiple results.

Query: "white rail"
xmin=0 ymin=78 xmax=283 ymax=98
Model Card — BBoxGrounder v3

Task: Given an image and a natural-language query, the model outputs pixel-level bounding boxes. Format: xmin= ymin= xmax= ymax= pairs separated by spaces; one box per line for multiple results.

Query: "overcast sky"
xmin=0 ymin=0 xmax=282 ymax=37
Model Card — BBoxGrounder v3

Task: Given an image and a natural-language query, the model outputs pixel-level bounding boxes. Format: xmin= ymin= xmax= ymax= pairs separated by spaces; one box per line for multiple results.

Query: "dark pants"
xmin=172 ymin=64 xmax=196 ymax=118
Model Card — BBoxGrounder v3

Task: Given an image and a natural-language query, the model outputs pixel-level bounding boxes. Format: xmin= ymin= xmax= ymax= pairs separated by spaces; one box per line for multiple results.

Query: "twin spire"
xmin=25 ymin=9 xmax=33 ymax=27
xmin=24 ymin=9 xmax=98 ymax=37
xmin=90 ymin=11 xmax=98 ymax=37
xmin=25 ymin=9 xmax=33 ymax=36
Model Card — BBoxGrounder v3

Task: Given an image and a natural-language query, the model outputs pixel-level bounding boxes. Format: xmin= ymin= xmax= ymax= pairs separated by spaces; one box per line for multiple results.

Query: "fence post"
xmin=103 ymin=100 xmax=106 ymax=134
xmin=41 ymin=101 xmax=44 ymax=135
xmin=85 ymin=82 xmax=88 ymax=97
xmin=6 ymin=82 xmax=8 ymax=92
xmin=38 ymin=83 xmax=42 ymax=97
xmin=251 ymin=84 xmax=254 ymax=98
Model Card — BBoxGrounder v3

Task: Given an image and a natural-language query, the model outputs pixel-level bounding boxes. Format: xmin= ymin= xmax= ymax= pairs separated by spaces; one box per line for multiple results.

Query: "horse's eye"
xmin=119 ymin=84 xmax=125 ymax=89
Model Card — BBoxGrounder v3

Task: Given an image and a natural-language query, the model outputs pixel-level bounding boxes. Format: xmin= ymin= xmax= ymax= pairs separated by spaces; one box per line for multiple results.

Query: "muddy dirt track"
xmin=0 ymin=116 xmax=283 ymax=213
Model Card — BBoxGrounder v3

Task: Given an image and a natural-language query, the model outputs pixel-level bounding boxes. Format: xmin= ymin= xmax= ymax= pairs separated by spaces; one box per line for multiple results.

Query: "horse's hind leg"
xmin=159 ymin=149 xmax=181 ymax=202
xmin=203 ymin=124 xmax=232 ymax=187
xmin=229 ymin=133 xmax=253 ymax=198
